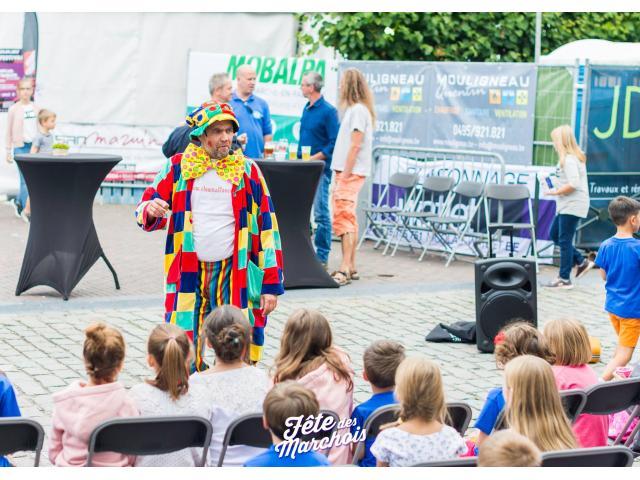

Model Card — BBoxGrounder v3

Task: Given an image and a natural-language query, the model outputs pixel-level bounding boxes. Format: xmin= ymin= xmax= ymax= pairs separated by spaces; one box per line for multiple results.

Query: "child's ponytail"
xmin=147 ymin=324 xmax=190 ymax=400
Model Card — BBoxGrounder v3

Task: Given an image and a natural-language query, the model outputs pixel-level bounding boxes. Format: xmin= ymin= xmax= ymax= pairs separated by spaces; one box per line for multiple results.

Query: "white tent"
xmin=0 ymin=12 xmax=298 ymax=195
xmin=540 ymin=39 xmax=640 ymax=66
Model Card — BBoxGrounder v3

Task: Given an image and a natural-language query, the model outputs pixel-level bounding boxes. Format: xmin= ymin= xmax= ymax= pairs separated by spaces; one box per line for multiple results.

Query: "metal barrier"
xmin=358 ymin=146 xmax=507 ymax=263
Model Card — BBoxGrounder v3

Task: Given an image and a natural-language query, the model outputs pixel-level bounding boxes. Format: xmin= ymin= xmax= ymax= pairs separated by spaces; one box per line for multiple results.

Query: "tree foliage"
xmin=297 ymin=13 xmax=640 ymax=62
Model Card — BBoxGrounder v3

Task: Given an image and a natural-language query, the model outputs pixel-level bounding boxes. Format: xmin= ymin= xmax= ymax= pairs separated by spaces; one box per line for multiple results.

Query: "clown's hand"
xmin=260 ymin=294 xmax=277 ymax=316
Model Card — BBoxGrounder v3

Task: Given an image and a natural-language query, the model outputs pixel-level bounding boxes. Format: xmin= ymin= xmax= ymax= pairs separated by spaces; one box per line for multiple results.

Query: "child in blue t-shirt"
xmin=350 ymin=340 xmax=405 ymax=467
xmin=474 ymin=322 xmax=554 ymax=447
xmin=0 ymin=373 xmax=22 ymax=467
xmin=244 ymin=381 xmax=330 ymax=467
xmin=595 ymin=196 xmax=640 ymax=381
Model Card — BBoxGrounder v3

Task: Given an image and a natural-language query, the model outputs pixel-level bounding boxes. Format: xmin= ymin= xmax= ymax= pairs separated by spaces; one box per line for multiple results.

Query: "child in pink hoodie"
xmin=272 ymin=309 xmax=354 ymax=464
xmin=49 ymin=322 xmax=139 ymax=467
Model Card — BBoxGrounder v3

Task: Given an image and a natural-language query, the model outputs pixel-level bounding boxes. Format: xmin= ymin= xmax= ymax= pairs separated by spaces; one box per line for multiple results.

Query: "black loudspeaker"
xmin=475 ymin=258 xmax=537 ymax=353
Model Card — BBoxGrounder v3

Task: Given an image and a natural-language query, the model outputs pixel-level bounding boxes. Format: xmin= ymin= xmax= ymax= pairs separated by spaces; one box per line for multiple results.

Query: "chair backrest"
xmin=422 ymin=175 xmax=455 ymax=193
xmin=0 ymin=417 xmax=45 ymax=466
xmin=389 ymin=172 xmax=420 ymax=190
xmin=218 ymin=412 xmax=272 ymax=466
xmin=413 ymin=457 xmax=478 ymax=467
xmin=582 ymin=377 xmax=640 ymax=415
xmin=560 ymin=389 xmax=588 ymax=422
xmin=485 ymin=184 xmax=530 ymax=201
xmin=541 ymin=446 xmax=634 ymax=467
xmin=453 ymin=181 xmax=485 ymax=199
xmin=87 ymin=416 xmax=212 ymax=467
xmin=446 ymin=402 xmax=473 ymax=435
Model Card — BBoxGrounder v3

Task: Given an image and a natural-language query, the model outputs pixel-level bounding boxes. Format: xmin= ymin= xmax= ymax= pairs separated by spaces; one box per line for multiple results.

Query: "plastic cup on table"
xmin=289 ymin=143 xmax=298 ymax=160
xmin=302 ymin=146 xmax=311 ymax=161
xmin=615 ymin=366 xmax=633 ymax=379
xmin=264 ymin=142 xmax=275 ymax=159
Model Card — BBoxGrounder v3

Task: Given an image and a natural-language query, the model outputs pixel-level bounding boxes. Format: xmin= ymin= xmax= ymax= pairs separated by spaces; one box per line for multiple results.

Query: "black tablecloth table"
xmin=14 ymin=153 xmax=122 ymax=300
xmin=257 ymin=160 xmax=338 ymax=289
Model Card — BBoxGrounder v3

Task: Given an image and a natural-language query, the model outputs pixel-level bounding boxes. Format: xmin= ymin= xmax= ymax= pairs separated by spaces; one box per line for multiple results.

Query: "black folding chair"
xmin=413 ymin=457 xmax=478 ymax=467
xmin=447 ymin=402 xmax=473 ymax=436
xmin=493 ymin=389 xmax=587 ymax=432
xmin=219 ymin=410 xmax=339 ymax=466
xmin=581 ymin=377 xmax=640 ymax=446
xmin=351 ymin=404 xmax=400 ymax=465
xmin=218 ymin=413 xmax=271 ymax=467
xmin=86 ymin=416 xmax=212 ymax=467
xmin=0 ymin=417 xmax=45 ymax=466
xmin=541 ymin=446 xmax=634 ymax=467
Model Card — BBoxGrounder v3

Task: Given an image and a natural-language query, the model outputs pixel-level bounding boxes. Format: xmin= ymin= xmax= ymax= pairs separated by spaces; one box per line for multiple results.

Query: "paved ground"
xmin=0 ymin=202 xmax=626 ymax=466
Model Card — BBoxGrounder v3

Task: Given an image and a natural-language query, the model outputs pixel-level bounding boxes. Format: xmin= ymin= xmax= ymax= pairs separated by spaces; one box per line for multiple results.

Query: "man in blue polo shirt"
xmin=297 ymin=71 xmax=340 ymax=267
xmin=230 ymin=64 xmax=273 ymax=159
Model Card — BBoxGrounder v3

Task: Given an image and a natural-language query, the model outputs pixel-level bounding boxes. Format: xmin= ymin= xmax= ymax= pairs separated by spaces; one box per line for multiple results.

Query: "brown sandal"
xmin=331 ymin=270 xmax=351 ymax=286
xmin=350 ymin=270 xmax=360 ymax=280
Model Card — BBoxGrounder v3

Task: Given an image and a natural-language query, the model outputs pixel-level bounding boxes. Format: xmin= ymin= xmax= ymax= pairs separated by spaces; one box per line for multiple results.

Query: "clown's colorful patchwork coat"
xmin=135 ymin=152 xmax=284 ymax=362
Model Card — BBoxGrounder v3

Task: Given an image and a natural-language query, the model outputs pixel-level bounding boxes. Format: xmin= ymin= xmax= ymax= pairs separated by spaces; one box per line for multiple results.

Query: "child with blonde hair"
xmin=191 ymin=305 xmax=270 ymax=466
xmin=543 ymin=318 xmax=608 ymax=447
xmin=503 ymin=355 xmax=577 ymax=452
xmin=31 ymin=109 xmax=57 ymax=154
xmin=129 ymin=324 xmax=212 ymax=466
xmin=370 ymin=356 xmax=466 ymax=467
xmin=272 ymin=308 xmax=355 ymax=464
xmin=49 ymin=323 xmax=138 ymax=467
xmin=474 ymin=321 xmax=554 ymax=445
xmin=478 ymin=430 xmax=541 ymax=467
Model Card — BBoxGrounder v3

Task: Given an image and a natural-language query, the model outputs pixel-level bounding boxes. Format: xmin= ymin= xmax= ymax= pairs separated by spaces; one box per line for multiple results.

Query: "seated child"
xmin=272 ymin=308 xmax=355 ymax=464
xmin=191 ymin=305 xmax=270 ymax=466
xmin=0 ymin=372 xmax=21 ymax=467
xmin=130 ymin=324 xmax=212 ymax=466
xmin=594 ymin=196 xmax=640 ymax=380
xmin=244 ymin=381 xmax=331 ymax=467
xmin=503 ymin=355 xmax=577 ymax=452
xmin=474 ymin=321 xmax=554 ymax=445
xmin=478 ymin=430 xmax=541 ymax=467
xmin=544 ymin=318 xmax=608 ymax=447
xmin=351 ymin=339 xmax=405 ymax=467
xmin=370 ymin=356 xmax=466 ymax=466
xmin=48 ymin=323 xmax=138 ymax=467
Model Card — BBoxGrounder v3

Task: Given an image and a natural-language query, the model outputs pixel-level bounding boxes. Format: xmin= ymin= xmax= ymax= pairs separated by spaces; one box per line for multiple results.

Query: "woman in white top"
xmin=130 ymin=324 xmax=212 ymax=467
xmin=330 ymin=68 xmax=375 ymax=286
xmin=191 ymin=305 xmax=270 ymax=466
xmin=544 ymin=125 xmax=593 ymax=289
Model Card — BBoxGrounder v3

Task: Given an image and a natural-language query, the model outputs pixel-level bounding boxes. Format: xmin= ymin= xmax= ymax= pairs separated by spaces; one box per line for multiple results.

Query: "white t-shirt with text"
xmin=191 ymin=169 xmax=235 ymax=262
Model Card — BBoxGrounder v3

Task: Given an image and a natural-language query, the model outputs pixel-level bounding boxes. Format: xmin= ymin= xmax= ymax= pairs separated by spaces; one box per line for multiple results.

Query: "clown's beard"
xmin=204 ymin=145 xmax=230 ymax=159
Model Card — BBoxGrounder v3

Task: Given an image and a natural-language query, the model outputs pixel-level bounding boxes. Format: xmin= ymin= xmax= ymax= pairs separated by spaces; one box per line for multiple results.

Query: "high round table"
xmin=257 ymin=160 xmax=338 ymax=289
xmin=14 ymin=153 xmax=122 ymax=300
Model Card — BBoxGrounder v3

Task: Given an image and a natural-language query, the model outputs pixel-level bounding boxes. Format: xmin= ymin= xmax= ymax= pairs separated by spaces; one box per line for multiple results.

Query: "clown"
xmin=135 ymin=101 xmax=284 ymax=370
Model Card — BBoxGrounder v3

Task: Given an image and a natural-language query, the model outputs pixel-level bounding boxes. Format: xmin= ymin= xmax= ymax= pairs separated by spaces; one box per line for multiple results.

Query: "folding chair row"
xmin=413 ymin=446 xmax=634 ymax=467
xmin=361 ymin=173 xmax=540 ymax=268
xmin=351 ymin=401 xmax=473 ymax=465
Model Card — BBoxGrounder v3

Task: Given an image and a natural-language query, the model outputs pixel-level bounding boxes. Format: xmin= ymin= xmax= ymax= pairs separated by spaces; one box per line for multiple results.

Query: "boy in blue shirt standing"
xmin=350 ymin=340 xmax=405 ymax=466
xmin=595 ymin=196 xmax=640 ymax=381
xmin=244 ymin=381 xmax=330 ymax=467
